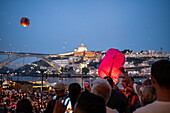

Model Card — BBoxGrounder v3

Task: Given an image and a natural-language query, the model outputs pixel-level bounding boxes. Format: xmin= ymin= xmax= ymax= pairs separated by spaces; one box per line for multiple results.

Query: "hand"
xmin=119 ymin=67 xmax=125 ymax=73
xmin=53 ymin=98 xmax=69 ymax=113
xmin=121 ymin=82 xmax=127 ymax=88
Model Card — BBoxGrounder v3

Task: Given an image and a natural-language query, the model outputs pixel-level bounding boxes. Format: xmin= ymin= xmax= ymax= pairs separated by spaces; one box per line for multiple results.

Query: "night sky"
xmin=0 ymin=0 xmax=170 ymax=55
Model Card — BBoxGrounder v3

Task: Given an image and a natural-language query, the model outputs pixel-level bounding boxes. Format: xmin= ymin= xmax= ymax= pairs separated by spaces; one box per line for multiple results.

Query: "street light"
xmin=40 ymin=67 xmax=46 ymax=108
xmin=17 ymin=72 xmax=19 ymax=90
xmin=7 ymin=70 xmax=9 ymax=81
xmin=0 ymin=73 xmax=2 ymax=88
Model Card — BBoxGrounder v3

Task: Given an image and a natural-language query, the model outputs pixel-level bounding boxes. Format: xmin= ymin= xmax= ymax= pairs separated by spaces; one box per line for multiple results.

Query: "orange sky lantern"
xmin=98 ymin=49 xmax=125 ymax=84
xmin=20 ymin=17 xmax=30 ymax=27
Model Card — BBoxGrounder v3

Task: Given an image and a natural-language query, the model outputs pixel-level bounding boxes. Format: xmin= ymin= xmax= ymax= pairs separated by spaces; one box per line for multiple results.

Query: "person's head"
xmin=141 ymin=85 xmax=156 ymax=106
xmin=142 ymin=79 xmax=152 ymax=87
xmin=74 ymin=92 xmax=106 ymax=113
xmin=54 ymin=83 xmax=65 ymax=96
xmin=69 ymin=83 xmax=81 ymax=108
xmin=151 ymin=60 xmax=170 ymax=89
xmin=91 ymin=79 xmax=112 ymax=105
xmin=16 ymin=99 xmax=33 ymax=113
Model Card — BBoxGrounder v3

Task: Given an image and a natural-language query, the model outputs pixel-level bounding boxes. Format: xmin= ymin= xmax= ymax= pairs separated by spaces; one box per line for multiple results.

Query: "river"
xmin=2 ymin=75 xmax=149 ymax=89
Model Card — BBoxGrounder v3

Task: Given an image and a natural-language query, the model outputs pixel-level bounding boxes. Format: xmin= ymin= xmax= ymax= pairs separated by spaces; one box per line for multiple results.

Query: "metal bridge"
xmin=0 ymin=51 xmax=60 ymax=71
xmin=0 ymin=51 xmax=151 ymax=72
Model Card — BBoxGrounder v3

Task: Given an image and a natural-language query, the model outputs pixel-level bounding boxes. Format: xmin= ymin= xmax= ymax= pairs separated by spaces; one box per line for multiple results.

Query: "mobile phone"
xmin=85 ymin=81 xmax=90 ymax=87
xmin=12 ymin=105 xmax=17 ymax=109
xmin=53 ymin=95 xmax=56 ymax=99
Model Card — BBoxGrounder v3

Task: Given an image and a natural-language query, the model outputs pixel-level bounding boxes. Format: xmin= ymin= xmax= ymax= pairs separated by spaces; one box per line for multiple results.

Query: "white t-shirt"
xmin=133 ymin=101 xmax=170 ymax=113
xmin=106 ymin=106 xmax=118 ymax=113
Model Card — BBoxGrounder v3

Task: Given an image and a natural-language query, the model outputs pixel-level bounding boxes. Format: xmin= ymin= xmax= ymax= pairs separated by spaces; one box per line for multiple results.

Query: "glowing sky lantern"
xmin=98 ymin=49 xmax=125 ymax=84
xmin=20 ymin=17 xmax=30 ymax=27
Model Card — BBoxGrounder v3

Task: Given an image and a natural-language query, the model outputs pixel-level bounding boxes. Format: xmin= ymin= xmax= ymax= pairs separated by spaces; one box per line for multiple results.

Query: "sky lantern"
xmin=20 ymin=17 xmax=30 ymax=27
xmin=98 ymin=49 xmax=125 ymax=84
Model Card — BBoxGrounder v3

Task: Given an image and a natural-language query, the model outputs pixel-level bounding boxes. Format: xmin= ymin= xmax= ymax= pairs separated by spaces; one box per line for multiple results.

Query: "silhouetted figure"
xmin=104 ymin=76 xmax=130 ymax=113
xmin=16 ymin=99 xmax=33 ymax=113
xmin=44 ymin=83 xmax=67 ymax=113
xmin=68 ymin=83 xmax=81 ymax=109
xmin=74 ymin=92 xmax=106 ymax=113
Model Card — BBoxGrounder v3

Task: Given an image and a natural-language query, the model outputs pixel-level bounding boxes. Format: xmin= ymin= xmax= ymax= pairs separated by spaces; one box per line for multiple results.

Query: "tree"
xmin=60 ymin=67 xmax=65 ymax=73
xmin=121 ymin=49 xmax=131 ymax=54
xmin=140 ymin=50 xmax=143 ymax=53
xmin=82 ymin=67 xmax=89 ymax=75
xmin=68 ymin=67 xmax=73 ymax=71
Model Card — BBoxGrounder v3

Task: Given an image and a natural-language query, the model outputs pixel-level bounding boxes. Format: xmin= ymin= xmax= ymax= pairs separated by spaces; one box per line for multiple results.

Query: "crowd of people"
xmin=0 ymin=59 xmax=169 ymax=113
xmin=0 ymin=86 xmax=56 ymax=113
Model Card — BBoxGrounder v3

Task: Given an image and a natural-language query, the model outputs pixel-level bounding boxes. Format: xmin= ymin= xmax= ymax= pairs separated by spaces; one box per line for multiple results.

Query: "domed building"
xmin=75 ymin=44 xmax=87 ymax=52
xmin=50 ymin=44 xmax=102 ymax=61
xmin=74 ymin=44 xmax=102 ymax=61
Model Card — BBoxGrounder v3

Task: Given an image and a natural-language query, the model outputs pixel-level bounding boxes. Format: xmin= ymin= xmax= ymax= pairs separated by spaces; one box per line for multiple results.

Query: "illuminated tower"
xmin=77 ymin=44 xmax=87 ymax=52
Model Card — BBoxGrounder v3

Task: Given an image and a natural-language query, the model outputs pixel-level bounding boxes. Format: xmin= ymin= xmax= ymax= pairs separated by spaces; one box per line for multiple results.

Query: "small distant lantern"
xmin=20 ymin=17 xmax=30 ymax=27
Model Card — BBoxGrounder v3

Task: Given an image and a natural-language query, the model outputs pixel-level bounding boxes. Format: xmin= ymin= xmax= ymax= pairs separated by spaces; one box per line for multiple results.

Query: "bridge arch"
xmin=0 ymin=54 xmax=60 ymax=71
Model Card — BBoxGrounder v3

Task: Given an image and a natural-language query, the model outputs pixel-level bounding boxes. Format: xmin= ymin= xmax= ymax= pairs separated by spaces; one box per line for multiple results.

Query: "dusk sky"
xmin=0 ymin=0 xmax=170 ymax=55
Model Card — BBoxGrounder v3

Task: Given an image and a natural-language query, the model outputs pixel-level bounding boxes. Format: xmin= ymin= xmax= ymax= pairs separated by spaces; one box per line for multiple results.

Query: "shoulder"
xmin=133 ymin=105 xmax=153 ymax=113
xmin=106 ymin=106 xmax=118 ymax=113
xmin=133 ymin=101 xmax=170 ymax=113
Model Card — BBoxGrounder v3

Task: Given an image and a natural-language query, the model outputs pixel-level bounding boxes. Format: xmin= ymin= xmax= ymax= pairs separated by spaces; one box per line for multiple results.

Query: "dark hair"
xmin=75 ymin=92 xmax=106 ymax=113
xmin=104 ymin=76 xmax=114 ymax=88
xmin=151 ymin=60 xmax=170 ymax=89
xmin=68 ymin=83 xmax=81 ymax=108
xmin=16 ymin=99 xmax=33 ymax=113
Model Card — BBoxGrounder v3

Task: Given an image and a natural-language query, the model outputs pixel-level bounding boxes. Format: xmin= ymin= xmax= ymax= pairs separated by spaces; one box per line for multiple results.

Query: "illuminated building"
xmin=49 ymin=44 xmax=103 ymax=72
xmin=74 ymin=44 xmax=102 ymax=61
xmin=76 ymin=44 xmax=87 ymax=52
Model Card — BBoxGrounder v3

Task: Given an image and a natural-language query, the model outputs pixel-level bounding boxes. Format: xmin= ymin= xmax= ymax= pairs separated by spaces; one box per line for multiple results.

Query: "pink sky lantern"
xmin=98 ymin=49 xmax=125 ymax=84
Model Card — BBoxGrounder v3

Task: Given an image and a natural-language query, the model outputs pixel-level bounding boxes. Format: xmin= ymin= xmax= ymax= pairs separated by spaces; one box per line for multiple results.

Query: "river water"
xmin=3 ymin=75 xmax=149 ymax=89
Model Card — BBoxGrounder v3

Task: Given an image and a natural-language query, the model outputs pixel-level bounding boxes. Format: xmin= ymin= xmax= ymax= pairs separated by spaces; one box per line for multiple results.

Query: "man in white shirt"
xmin=133 ymin=60 xmax=170 ymax=113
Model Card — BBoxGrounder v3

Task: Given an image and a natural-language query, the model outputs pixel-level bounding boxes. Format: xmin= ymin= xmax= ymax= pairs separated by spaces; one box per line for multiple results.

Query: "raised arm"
xmin=119 ymin=67 xmax=134 ymax=87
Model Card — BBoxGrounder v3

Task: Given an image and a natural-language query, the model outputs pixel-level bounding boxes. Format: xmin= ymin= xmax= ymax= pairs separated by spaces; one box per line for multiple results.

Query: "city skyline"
xmin=0 ymin=0 xmax=170 ymax=56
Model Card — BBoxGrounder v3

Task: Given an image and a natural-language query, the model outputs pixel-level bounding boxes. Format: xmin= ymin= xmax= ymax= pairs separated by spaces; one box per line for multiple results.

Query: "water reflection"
xmin=3 ymin=75 xmax=147 ymax=89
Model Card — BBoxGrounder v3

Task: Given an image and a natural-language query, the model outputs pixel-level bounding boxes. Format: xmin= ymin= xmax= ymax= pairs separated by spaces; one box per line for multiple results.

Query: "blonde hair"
xmin=142 ymin=85 xmax=156 ymax=106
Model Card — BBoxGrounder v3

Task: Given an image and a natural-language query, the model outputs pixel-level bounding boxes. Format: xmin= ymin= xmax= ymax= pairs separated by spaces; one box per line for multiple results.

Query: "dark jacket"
xmin=44 ymin=94 xmax=67 ymax=113
xmin=107 ymin=89 xmax=129 ymax=113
